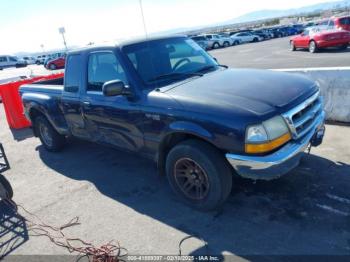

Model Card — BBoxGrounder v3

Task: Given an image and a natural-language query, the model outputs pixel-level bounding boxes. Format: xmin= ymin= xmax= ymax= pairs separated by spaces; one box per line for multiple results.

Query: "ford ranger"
xmin=20 ymin=36 xmax=325 ymax=210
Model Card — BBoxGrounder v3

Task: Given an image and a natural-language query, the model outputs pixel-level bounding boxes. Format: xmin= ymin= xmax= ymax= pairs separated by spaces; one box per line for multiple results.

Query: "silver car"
xmin=201 ymin=34 xmax=225 ymax=49
xmin=218 ymin=33 xmax=234 ymax=47
xmin=190 ymin=36 xmax=210 ymax=50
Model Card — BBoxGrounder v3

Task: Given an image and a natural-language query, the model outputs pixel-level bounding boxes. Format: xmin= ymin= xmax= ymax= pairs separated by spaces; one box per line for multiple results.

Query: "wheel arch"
xmin=157 ymin=122 xmax=218 ymax=176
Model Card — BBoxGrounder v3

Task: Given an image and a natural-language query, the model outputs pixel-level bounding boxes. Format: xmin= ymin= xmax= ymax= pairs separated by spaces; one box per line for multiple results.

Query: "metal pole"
xmin=61 ymin=33 xmax=68 ymax=51
xmin=139 ymin=0 xmax=148 ymax=38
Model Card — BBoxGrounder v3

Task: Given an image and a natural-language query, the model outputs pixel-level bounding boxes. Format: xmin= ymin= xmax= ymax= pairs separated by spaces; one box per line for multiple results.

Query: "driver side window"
xmin=87 ymin=52 xmax=127 ymax=92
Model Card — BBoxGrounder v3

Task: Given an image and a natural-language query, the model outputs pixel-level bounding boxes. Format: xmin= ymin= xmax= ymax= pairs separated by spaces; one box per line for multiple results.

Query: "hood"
xmin=163 ymin=68 xmax=318 ymax=119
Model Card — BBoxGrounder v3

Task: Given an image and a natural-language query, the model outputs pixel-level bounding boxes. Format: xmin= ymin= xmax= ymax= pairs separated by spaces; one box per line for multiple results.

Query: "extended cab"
xmin=20 ymin=36 xmax=325 ymax=210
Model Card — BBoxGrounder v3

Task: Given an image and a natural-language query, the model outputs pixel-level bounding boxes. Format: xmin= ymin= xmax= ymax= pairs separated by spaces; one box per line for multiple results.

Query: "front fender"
xmin=167 ymin=121 xmax=213 ymax=141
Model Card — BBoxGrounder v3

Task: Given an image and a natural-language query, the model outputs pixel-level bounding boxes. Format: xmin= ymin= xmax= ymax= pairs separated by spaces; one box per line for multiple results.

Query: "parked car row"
xmin=189 ymin=15 xmax=350 ymax=54
xmin=190 ymin=24 xmax=310 ymax=51
xmin=191 ymin=31 xmax=264 ymax=50
xmin=0 ymin=55 xmax=27 ymax=70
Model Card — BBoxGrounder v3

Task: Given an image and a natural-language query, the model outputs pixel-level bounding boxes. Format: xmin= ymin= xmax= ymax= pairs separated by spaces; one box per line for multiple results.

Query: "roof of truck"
xmin=68 ymin=35 xmax=187 ymax=55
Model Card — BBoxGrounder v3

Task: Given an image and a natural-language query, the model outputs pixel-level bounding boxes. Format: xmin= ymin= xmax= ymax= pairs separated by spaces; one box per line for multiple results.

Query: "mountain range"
xmin=223 ymin=0 xmax=350 ymax=24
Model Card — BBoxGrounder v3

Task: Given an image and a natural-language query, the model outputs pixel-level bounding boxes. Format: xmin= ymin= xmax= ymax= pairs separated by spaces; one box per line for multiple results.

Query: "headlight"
xmin=245 ymin=116 xmax=291 ymax=154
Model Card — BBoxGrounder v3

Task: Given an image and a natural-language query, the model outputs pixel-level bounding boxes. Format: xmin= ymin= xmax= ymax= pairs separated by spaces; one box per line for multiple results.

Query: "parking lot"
xmin=1 ymin=99 xmax=350 ymax=258
xmin=210 ymin=37 xmax=350 ymax=69
xmin=1 ymin=37 xmax=350 ymax=259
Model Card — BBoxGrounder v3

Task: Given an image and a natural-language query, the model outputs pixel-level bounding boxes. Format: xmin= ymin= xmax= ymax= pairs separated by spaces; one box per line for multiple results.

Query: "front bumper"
xmin=226 ymin=111 xmax=325 ymax=180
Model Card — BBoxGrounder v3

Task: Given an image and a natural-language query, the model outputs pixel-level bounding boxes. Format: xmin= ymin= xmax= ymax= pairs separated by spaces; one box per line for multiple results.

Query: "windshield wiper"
xmin=148 ymin=72 xmax=203 ymax=83
xmin=196 ymin=65 xmax=217 ymax=73
xmin=196 ymin=64 xmax=228 ymax=74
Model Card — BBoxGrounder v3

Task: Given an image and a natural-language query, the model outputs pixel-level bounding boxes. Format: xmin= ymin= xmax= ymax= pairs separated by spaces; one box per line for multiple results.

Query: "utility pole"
xmin=40 ymin=44 xmax=45 ymax=53
xmin=58 ymin=27 xmax=68 ymax=51
xmin=139 ymin=0 xmax=148 ymax=38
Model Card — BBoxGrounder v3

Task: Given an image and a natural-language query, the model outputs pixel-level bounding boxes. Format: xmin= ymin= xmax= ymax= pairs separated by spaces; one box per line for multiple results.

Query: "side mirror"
xmin=102 ymin=80 xmax=131 ymax=97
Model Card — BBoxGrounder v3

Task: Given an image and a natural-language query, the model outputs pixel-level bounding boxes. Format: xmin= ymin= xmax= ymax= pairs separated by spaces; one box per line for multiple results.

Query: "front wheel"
xmin=49 ymin=64 xmax=57 ymax=70
xmin=35 ymin=116 xmax=66 ymax=152
xmin=309 ymin=41 xmax=318 ymax=53
xmin=166 ymin=140 xmax=233 ymax=211
xmin=290 ymin=41 xmax=296 ymax=51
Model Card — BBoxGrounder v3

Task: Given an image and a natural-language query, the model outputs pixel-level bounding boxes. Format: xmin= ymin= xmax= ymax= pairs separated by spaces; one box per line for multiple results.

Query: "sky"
xmin=0 ymin=0 xmax=340 ymax=54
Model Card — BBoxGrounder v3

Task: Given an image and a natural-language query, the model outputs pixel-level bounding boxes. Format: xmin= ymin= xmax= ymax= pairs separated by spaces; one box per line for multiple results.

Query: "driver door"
xmin=298 ymin=30 xmax=310 ymax=48
xmin=81 ymin=51 xmax=144 ymax=152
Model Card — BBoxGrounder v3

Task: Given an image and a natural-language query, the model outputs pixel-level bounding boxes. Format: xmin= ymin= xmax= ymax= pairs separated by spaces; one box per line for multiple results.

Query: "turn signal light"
xmin=245 ymin=133 xmax=291 ymax=154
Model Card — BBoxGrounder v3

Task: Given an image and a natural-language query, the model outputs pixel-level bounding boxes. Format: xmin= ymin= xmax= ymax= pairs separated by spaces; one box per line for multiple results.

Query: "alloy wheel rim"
xmin=310 ymin=42 xmax=315 ymax=52
xmin=39 ymin=123 xmax=53 ymax=147
xmin=174 ymin=158 xmax=210 ymax=200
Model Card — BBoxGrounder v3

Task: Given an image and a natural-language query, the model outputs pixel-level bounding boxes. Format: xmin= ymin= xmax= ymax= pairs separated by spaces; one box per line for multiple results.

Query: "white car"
xmin=201 ymin=34 xmax=225 ymax=49
xmin=231 ymin=32 xmax=263 ymax=43
xmin=218 ymin=34 xmax=235 ymax=47
xmin=22 ymin=56 xmax=36 ymax=65
xmin=0 ymin=55 xmax=27 ymax=70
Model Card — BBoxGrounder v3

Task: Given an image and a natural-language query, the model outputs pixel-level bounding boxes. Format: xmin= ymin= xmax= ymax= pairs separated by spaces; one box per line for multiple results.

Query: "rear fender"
xmin=22 ymin=93 xmax=69 ymax=135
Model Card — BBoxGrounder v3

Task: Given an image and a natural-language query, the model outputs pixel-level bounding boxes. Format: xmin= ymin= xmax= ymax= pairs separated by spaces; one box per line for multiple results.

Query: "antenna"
xmin=139 ymin=0 xmax=148 ymax=38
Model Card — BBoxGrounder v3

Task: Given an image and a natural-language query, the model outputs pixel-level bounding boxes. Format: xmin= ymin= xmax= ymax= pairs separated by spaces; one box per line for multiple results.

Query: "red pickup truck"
xmin=290 ymin=27 xmax=350 ymax=53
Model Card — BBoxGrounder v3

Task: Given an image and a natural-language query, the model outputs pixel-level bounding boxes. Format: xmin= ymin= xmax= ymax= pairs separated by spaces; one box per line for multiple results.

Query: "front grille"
xmin=282 ymin=91 xmax=323 ymax=139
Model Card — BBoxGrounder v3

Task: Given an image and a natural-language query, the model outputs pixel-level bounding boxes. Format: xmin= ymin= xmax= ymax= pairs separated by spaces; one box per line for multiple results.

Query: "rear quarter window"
xmin=64 ymin=54 xmax=82 ymax=93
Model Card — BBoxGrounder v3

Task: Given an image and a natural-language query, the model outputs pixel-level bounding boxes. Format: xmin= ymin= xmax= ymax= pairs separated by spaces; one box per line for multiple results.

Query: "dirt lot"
xmin=1 ymin=101 xmax=350 ymax=259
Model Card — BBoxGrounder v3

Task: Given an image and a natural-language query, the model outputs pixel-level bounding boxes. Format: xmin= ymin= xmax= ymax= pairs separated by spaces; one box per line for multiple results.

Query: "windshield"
xmin=123 ymin=37 xmax=218 ymax=88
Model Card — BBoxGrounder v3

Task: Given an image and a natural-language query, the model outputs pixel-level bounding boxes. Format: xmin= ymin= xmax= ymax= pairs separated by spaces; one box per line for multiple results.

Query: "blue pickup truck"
xmin=20 ymin=36 xmax=325 ymax=210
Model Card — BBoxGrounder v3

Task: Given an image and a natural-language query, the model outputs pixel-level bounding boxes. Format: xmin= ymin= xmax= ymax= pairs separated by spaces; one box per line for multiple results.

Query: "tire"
xmin=34 ymin=115 xmax=66 ymax=152
xmin=233 ymin=40 xmax=239 ymax=46
xmin=0 ymin=174 xmax=13 ymax=200
xmin=339 ymin=44 xmax=348 ymax=50
xmin=309 ymin=41 xmax=318 ymax=53
xmin=290 ymin=41 xmax=296 ymax=51
xmin=49 ymin=64 xmax=57 ymax=70
xmin=253 ymin=38 xmax=258 ymax=42
xmin=223 ymin=41 xmax=230 ymax=47
xmin=213 ymin=42 xmax=220 ymax=49
xmin=166 ymin=139 xmax=233 ymax=211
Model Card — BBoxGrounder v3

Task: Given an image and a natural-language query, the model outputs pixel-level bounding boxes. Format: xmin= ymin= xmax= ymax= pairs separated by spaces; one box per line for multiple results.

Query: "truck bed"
xmin=19 ymin=77 xmax=64 ymax=96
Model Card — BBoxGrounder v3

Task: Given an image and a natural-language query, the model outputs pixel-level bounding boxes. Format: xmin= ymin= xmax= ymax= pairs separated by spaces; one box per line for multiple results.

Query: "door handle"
xmin=83 ymin=101 xmax=91 ymax=106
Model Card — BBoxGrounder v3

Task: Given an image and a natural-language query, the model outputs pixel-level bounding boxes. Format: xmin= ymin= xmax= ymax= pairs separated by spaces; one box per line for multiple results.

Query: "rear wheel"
xmin=213 ymin=42 xmax=220 ymax=49
xmin=49 ymin=64 xmax=57 ymax=70
xmin=0 ymin=174 xmax=13 ymax=200
xmin=339 ymin=44 xmax=348 ymax=50
xmin=290 ymin=41 xmax=296 ymax=51
xmin=223 ymin=41 xmax=230 ymax=47
xmin=253 ymin=38 xmax=258 ymax=42
xmin=35 ymin=115 xmax=66 ymax=152
xmin=166 ymin=139 xmax=233 ymax=211
xmin=309 ymin=41 xmax=318 ymax=53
